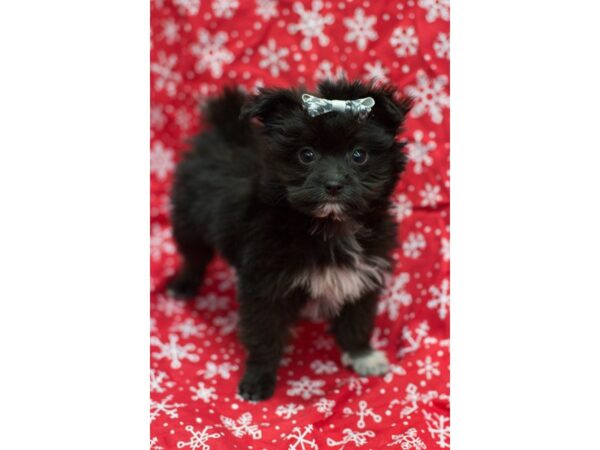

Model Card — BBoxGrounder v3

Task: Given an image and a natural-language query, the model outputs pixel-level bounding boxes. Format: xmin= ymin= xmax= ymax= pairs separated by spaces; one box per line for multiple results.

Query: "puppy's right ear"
xmin=240 ymin=88 xmax=302 ymax=124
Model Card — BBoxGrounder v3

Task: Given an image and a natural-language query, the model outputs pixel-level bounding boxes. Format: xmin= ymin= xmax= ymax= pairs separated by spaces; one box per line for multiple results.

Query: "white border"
xmin=0 ymin=1 xmax=149 ymax=448
xmin=452 ymin=1 xmax=600 ymax=448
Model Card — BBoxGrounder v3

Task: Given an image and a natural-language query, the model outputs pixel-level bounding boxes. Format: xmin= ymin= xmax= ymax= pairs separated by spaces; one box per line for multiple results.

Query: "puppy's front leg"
xmin=237 ymin=288 xmax=304 ymax=401
xmin=332 ymin=290 xmax=390 ymax=376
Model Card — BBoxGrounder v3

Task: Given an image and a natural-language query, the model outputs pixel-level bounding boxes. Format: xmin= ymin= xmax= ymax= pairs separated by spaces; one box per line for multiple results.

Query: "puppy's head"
xmin=241 ymin=80 xmax=412 ymax=220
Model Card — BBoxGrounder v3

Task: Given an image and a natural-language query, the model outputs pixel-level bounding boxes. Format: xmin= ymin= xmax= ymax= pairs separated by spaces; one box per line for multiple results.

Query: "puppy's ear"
xmin=369 ymin=86 xmax=413 ymax=133
xmin=240 ymin=88 xmax=301 ymax=124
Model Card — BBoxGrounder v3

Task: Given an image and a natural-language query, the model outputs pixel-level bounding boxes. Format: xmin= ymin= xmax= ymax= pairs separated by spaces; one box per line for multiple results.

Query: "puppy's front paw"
xmin=341 ymin=349 xmax=389 ymax=376
xmin=238 ymin=370 xmax=276 ymax=402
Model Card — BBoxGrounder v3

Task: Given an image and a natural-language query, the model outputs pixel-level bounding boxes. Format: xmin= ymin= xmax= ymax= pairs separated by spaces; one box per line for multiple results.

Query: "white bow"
xmin=301 ymin=93 xmax=375 ymax=120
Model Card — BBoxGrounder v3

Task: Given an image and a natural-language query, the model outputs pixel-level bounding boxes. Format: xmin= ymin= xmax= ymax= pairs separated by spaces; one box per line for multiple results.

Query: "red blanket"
xmin=151 ymin=0 xmax=449 ymax=448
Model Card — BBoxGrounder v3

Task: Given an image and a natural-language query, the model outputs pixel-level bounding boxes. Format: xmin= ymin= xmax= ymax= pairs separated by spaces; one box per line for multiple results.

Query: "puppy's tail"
xmin=202 ymin=87 xmax=253 ymax=144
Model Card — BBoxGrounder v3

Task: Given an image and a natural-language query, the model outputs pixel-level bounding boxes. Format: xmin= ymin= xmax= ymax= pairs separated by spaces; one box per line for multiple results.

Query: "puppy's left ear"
xmin=240 ymin=88 xmax=302 ymax=125
xmin=369 ymin=86 xmax=413 ymax=133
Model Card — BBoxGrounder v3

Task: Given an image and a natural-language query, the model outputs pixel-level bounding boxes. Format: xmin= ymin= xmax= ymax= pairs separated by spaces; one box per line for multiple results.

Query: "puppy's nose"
xmin=325 ymin=181 xmax=343 ymax=196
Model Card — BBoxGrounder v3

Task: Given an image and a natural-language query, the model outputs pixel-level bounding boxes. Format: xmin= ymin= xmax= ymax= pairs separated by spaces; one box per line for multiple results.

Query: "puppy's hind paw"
xmin=166 ymin=276 xmax=199 ymax=299
xmin=238 ymin=370 xmax=276 ymax=402
xmin=342 ymin=349 xmax=390 ymax=376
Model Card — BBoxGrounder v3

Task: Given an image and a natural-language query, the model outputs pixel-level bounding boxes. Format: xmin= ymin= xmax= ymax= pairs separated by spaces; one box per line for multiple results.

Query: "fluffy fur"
xmin=168 ymin=80 xmax=412 ymax=401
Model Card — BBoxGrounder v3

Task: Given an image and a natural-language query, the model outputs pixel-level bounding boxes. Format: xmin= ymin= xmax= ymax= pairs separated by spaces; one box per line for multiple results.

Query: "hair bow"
xmin=301 ymin=93 xmax=375 ymax=120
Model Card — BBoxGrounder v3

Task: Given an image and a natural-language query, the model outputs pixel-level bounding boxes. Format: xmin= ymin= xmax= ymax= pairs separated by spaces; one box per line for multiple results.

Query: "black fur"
xmin=169 ymin=80 xmax=412 ymax=401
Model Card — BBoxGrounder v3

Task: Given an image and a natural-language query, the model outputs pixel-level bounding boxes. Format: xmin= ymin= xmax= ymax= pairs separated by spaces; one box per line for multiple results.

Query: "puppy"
xmin=168 ymin=80 xmax=412 ymax=401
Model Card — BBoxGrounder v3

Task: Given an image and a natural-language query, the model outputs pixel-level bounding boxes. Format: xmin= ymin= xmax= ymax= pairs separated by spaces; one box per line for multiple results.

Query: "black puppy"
xmin=168 ymin=80 xmax=412 ymax=401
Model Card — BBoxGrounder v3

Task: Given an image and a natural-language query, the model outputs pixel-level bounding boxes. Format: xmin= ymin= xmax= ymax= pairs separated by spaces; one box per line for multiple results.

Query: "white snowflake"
xmin=390 ymin=26 xmax=419 ymax=57
xmin=343 ymin=400 xmax=382 ymax=429
xmin=403 ymin=232 xmax=426 ymax=259
xmin=387 ymin=427 xmax=427 ymax=448
xmin=427 ymin=279 xmax=449 ymax=320
xmin=170 ymin=318 xmax=206 ymax=339
xmin=364 ymin=60 xmax=389 ymax=84
xmin=313 ymin=398 xmax=335 ymax=417
xmin=151 ymin=334 xmax=200 ymax=369
xmin=417 ymin=356 xmax=441 ymax=380
xmin=258 ymin=39 xmax=290 ymax=77
xmin=212 ymin=0 xmax=239 ymax=18
xmin=407 ymin=130 xmax=436 ymax=174
xmin=343 ymin=7 xmax=377 ymax=51
xmin=288 ymin=0 xmax=335 ymax=51
xmin=150 ymin=141 xmax=175 ymax=181
xmin=379 ymin=272 xmax=412 ymax=320
xmin=150 ymin=368 xmax=174 ymax=393
xmin=195 ymin=293 xmax=229 ymax=311
xmin=162 ymin=18 xmax=180 ymax=45
xmin=441 ymin=237 xmax=450 ymax=262
xmin=391 ymin=193 xmax=413 ymax=222
xmin=423 ymin=410 xmax=450 ymax=448
xmin=310 ymin=359 xmax=339 ymax=375
xmin=191 ymin=30 xmax=234 ymax=78
xmin=151 ymin=105 xmax=167 ymax=129
xmin=314 ymin=336 xmax=334 ymax=350
xmin=398 ymin=321 xmax=430 ymax=358
xmin=327 ymin=429 xmax=375 ymax=448
xmin=174 ymin=0 xmax=201 ymax=15
xmin=198 ymin=361 xmax=238 ymax=380
xmin=204 ymin=265 xmax=237 ymax=291
xmin=434 ymin=32 xmax=450 ymax=59
xmin=175 ymin=107 xmax=193 ymax=131
xmin=177 ymin=425 xmax=221 ymax=450
xmin=405 ymin=70 xmax=449 ymax=124
xmin=190 ymin=381 xmax=218 ymax=403
xmin=383 ymin=363 xmax=407 ymax=383
xmin=315 ymin=60 xmax=346 ymax=82
xmin=420 ymin=183 xmax=443 ymax=207
xmin=150 ymin=224 xmax=175 ymax=261
xmin=287 ymin=376 xmax=325 ymax=399
xmin=150 ymin=436 xmax=163 ymax=450
xmin=338 ymin=376 xmax=368 ymax=396
xmin=276 ymin=403 xmax=305 ymax=419
xmin=151 ymin=52 xmax=181 ymax=97
xmin=255 ymin=0 xmax=278 ymax=19
xmin=150 ymin=395 xmax=185 ymax=422
xmin=389 ymin=383 xmax=442 ymax=418
xmin=155 ymin=294 xmax=186 ymax=317
xmin=418 ymin=0 xmax=449 ymax=23
xmin=213 ymin=311 xmax=238 ymax=335
xmin=221 ymin=412 xmax=262 ymax=439
xmin=285 ymin=425 xmax=318 ymax=450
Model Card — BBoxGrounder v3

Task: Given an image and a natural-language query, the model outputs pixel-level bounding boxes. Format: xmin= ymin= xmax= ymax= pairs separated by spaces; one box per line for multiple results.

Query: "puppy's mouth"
xmin=312 ymin=201 xmax=347 ymax=221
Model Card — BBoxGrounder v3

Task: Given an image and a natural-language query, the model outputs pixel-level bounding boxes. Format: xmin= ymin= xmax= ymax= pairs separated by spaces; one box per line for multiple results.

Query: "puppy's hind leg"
xmin=167 ymin=240 xmax=214 ymax=299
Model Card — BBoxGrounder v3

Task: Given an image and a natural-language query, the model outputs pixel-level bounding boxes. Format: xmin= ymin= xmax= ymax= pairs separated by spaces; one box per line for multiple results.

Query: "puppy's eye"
xmin=350 ymin=148 xmax=368 ymax=165
xmin=298 ymin=147 xmax=316 ymax=164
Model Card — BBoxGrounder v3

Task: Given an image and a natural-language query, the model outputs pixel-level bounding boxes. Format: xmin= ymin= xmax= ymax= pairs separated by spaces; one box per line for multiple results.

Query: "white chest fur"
xmin=291 ymin=237 xmax=389 ymax=318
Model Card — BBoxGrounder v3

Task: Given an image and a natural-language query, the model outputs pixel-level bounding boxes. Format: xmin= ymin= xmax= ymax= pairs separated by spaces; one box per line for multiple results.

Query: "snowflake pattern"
xmin=276 ymin=403 xmax=305 ymax=419
xmin=427 ymin=278 xmax=450 ymax=320
xmin=288 ymin=0 xmax=335 ymax=51
xmin=220 ymin=412 xmax=262 ymax=439
xmin=390 ymin=26 xmax=419 ymax=57
xmin=388 ymin=428 xmax=427 ymax=448
xmin=379 ymin=272 xmax=412 ymax=320
xmin=407 ymin=130 xmax=436 ymax=174
xmin=287 ymin=376 xmax=326 ymax=399
xmin=405 ymin=70 xmax=450 ymax=124
xmin=151 ymin=334 xmax=200 ymax=369
xmin=190 ymin=381 xmax=218 ymax=403
xmin=418 ymin=0 xmax=450 ymax=23
xmin=285 ymin=425 xmax=318 ymax=450
xmin=343 ymin=7 xmax=378 ymax=51
xmin=212 ymin=0 xmax=239 ymax=18
xmin=191 ymin=30 xmax=234 ymax=78
xmin=403 ymin=232 xmax=427 ymax=259
xmin=151 ymin=52 xmax=181 ymax=97
xmin=177 ymin=425 xmax=221 ymax=449
xmin=258 ymin=39 xmax=290 ymax=77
